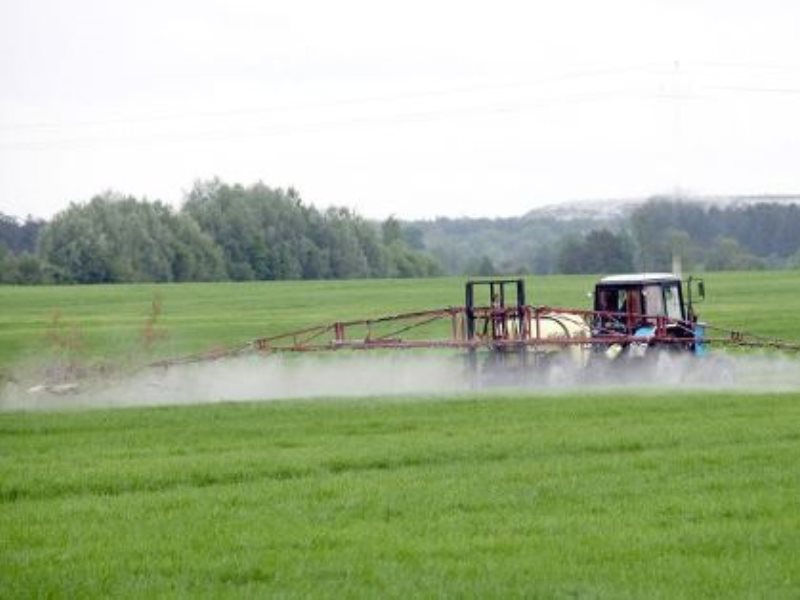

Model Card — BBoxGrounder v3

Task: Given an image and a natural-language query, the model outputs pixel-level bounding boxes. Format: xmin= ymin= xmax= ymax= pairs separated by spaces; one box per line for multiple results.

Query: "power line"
xmin=704 ymin=84 xmax=800 ymax=95
xmin=5 ymin=60 xmax=800 ymax=135
xmin=3 ymin=65 xmax=800 ymax=152
xmin=0 ymin=88 xmax=662 ymax=152
xmin=0 ymin=63 xmax=661 ymax=133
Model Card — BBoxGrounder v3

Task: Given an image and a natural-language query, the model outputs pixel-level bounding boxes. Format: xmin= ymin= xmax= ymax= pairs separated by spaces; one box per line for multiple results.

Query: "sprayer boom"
xmin=149 ymin=276 xmax=799 ymax=373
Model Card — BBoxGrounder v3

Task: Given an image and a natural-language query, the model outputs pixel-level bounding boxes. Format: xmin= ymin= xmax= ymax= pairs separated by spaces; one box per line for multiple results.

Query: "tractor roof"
xmin=598 ymin=273 xmax=681 ymax=285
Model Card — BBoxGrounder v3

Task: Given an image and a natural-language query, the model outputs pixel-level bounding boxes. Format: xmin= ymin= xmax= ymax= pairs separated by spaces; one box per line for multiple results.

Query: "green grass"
xmin=698 ymin=270 xmax=800 ymax=340
xmin=1 ymin=271 xmax=798 ymax=370
xmin=2 ymin=392 xmax=799 ymax=598
xmin=0 ymin=278 xmax=476 ymax=369
xmin=1 ymin=272 xmax=800 ymax=597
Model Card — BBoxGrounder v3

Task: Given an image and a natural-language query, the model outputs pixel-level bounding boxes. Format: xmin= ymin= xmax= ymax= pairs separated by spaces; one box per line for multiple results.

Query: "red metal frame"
xmin=249 ymin=305 xmax=700 ymax=352
xmin=149 ymin=303 xmax=799 ymax=369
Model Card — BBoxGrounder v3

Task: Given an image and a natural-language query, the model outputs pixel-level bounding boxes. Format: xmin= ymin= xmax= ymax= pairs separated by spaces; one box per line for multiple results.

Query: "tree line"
xmin=2 ymin=188 xmax=799 ymax=284
xmin=0 ymin=180 xmax=439 ymax=284
xmin=629 ymin=197 xmax=800 ymax=272
xmin=410 ymin=197 xmax=800 ymax=275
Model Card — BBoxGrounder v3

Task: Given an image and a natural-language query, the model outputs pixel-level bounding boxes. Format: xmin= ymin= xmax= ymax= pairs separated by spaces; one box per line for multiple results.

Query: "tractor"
xmin=24 ymin=272 xmax=800 ymax=397
xmin=460 ymin=274 xmax=707 ymax=382
xmin=145 ymin=271 xmax=797 ymax=386
xmin=589 ymin=273 xmax=707 ymax=360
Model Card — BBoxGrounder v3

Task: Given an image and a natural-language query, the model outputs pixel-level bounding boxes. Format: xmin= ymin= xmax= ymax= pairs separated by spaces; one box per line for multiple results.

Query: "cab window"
xmin=596 ymin=288 xmax=620 ymax=313
xmin=664 ymin=283 xmax=683 ymax=320
xmin=643 ymin=285 xmax=665 ymax=316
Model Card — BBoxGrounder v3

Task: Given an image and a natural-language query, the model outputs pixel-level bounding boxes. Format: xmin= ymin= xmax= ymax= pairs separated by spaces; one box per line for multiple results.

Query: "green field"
xmin=1 ymin=270 xmax=798 ymax=370
xmin=1 ymin=272 xmax=800 ymax=597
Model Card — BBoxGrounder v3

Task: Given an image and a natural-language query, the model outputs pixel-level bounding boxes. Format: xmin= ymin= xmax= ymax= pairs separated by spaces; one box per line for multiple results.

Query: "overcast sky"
xmin=2 ymin=0 xmax=800 ymax=220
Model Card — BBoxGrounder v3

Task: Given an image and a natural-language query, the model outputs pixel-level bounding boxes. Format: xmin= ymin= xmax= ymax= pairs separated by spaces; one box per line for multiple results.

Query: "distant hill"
xmin=406 ymin=194 xmax=800 ymax=275
xmin=524 ymin=194 xmax=800 ymax=221
xmin=522 ymin=199 xmax=640 ymax=222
